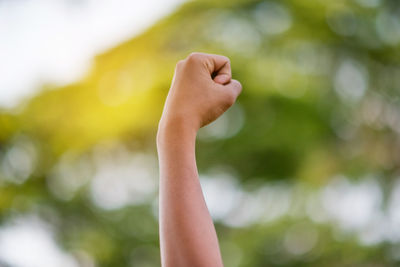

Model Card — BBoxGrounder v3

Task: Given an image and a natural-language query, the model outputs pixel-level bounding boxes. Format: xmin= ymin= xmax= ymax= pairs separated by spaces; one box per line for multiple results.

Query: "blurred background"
xmin=1 ymin=0 xmax=400 ymax=266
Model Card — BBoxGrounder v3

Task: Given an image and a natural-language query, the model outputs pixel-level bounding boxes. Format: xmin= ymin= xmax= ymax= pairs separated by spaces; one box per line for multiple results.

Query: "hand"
xmin=159 ymin=52 xmax=242 ymax=132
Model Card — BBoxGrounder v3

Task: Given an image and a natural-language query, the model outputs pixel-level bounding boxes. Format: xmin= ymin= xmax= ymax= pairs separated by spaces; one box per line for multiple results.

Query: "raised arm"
xmin=157 ymin=52 xmax=242 ymax=267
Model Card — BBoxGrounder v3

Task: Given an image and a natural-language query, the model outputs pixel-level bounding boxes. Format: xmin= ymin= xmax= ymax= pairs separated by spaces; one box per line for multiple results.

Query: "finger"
xmin=186 ymin=52 xmax=232 ymax=83
xmin=225 ymin=79 xmax=242 ymax=100
xmin=200 ymin=53 xmax=231 ymax=75
xmin=206 ymin=54 xmax=231 ymax=84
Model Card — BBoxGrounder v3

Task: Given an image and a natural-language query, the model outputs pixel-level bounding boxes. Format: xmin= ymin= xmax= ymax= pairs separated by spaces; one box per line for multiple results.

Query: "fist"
xmin=160 ymin=52 xmax=242 ymax=131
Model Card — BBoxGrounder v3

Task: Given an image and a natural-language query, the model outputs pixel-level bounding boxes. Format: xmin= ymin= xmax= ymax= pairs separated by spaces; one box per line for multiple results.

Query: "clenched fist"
xmin=158 ymin=52 xmax=242 ymax=134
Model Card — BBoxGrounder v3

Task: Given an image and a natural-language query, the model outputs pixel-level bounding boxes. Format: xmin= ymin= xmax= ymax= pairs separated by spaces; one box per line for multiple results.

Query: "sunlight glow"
xmin=0 ymin=0 xmax=185 ymax=108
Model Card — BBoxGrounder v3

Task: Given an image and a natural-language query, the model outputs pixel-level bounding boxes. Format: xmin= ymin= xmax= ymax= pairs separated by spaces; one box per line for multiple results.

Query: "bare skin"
xmin=157 ymin=52 xmax=242 ymax=267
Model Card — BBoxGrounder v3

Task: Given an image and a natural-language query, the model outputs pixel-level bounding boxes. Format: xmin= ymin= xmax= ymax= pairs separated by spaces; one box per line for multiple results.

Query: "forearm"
xmin=157 ymin=118 xmax=223 ymax=267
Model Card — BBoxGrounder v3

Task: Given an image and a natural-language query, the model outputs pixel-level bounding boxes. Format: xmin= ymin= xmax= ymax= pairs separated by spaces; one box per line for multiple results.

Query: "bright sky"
xmin=0 ymin=0 xmax=185 ymax=109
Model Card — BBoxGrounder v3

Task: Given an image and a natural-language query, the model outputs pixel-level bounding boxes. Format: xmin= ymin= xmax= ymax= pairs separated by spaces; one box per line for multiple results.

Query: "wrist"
xmin=157 ymin=114 xmax=198 ymax=146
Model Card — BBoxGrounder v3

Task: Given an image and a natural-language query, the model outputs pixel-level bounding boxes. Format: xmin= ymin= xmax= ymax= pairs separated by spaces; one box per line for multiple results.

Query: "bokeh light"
xmin=1 ymin=0 xmax=400 ymax=266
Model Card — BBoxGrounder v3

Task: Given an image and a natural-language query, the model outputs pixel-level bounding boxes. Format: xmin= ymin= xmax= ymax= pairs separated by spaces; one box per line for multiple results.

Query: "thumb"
xmin=213 ymin=73 xmax=231 ymax=85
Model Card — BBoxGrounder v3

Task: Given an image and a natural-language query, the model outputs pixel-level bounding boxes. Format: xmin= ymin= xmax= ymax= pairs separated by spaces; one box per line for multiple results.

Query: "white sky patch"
xmin=322 ymin=176 xmax=382 ymax=231
xmin=200 ymin=173 xmax=243 ymax=221
xmin=90 ymin=150 xmax=158 ymax=210
xmin=0 ymin=0 xmax=185 ymax=108
xmin=334 ymin=59 xmax=368 ymax=103
xmin=0 ymin=216 xmax=78 ymax=267
xmin=0 ymin=136 xmax=37 ymax=184
xmin=253 ymin=1 xmax=292 ymax=35
xmin=219 ymin=182 xmax=292 ymax=228
xmin=386 ymin=178 xmax=400 ymax=242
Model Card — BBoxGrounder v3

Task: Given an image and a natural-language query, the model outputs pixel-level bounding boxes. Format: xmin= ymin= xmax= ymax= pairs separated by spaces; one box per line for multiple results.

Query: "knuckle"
xmin=176 ymin=60 xmax=185 ymax=68
xmin=218 ymin=55 xmax=230 ymax=66
xmin=187 ymin=52 xmax=203 ymax=63
xmin=222 ymin=56 xmax=230 ymax=64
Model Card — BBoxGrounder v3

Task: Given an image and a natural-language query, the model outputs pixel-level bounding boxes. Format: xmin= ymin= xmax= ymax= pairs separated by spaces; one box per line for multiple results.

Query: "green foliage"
xmin=1 ymin=0 xmax=400 ymax=266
